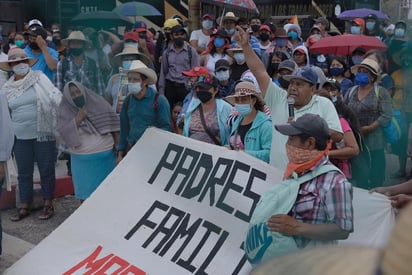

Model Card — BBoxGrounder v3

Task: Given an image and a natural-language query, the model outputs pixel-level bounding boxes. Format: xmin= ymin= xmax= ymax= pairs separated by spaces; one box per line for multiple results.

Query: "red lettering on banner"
xmin=63 ymin=246 xmax=146 ymax=275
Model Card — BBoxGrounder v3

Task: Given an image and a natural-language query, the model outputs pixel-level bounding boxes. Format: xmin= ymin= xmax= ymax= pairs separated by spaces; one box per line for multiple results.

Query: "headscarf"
xmin=57 ymin=81 xmax=120 ymax=148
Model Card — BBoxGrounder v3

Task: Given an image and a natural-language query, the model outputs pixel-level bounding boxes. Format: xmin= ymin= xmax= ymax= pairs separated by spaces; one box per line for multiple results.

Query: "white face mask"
xmin=202 ymin=20 xmax=214 ymax=30
xmin=124 ymin=42 xmax=139 ymax=49
xmin=233 ymin=53 xmax=245 ymax=64
xmin=122 ymin=60 xmax=132 ymax=70
xmin=12 ymin=63 xmax=30 ymax=76
xmin=215 ymin=70 xmax=230 ymax=81
xmin=128 ymin=82 xmax=142 ymax=95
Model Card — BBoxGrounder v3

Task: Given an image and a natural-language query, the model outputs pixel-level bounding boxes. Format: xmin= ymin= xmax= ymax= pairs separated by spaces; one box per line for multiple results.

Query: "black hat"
xmin=215 ymin=59 xmax=230 ymax=71
xmin=364 ymin=14 xmax=378 ymax=20
xmin=211 ymin=29 xmax=230 ymax=38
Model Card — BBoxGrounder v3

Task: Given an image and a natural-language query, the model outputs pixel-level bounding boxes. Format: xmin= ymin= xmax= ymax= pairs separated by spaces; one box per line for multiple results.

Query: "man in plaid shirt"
xmin=268 ymin=114 xmax=353 ymax=248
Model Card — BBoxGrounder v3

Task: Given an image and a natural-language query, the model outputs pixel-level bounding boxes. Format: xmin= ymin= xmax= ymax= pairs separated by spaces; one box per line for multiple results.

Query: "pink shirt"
xmin=332 ymin=118 xmax=352 ymax=178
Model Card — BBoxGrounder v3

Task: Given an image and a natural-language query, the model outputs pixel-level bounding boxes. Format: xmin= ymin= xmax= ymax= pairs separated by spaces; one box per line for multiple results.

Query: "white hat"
xmin=0 ymin=48 xmax=37 ymax=72
xmin=217 ymin=12 xmax=239 ymax=25
xmin=28 ymin=19 xmax=43 ymax=28
xmin=126 ymin=60 xmax=157 ymax=85
xmin=61 ymin=31 xmax=90 ymax=47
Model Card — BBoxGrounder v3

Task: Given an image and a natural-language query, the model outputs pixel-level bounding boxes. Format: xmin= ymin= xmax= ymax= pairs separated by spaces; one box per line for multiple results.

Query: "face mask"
xmin=251 ymin=25 xmax=261 ymax=32
xmin=233 ymin=53 xmax=245 ymax=64
xmin=288 ymin=31 xmax=298 ymax=40
xmin=354 ymin=72 xmax=370 ymax=87
xmin=259 ymin=33 xmax=270 ymax=41
xmin=46 ymin=36 xmax=52 ymax=42
xmin=202 ymin=20 xmax=214 ymax=29
xmin=351 ymin=26 xmax=361 ymax=34
xmin=52 ymin=38 xmax=61 ymax=45
xmin=312 ymin=34 xmax=321 ymax=40
xmin=215 ymin=70 xmax=230 ymax=81
xmin=225 ymin=28 xmax=235 ymax=36
xmin=12 ymin=62 xmax=30 ymax=76
xmin=29 ymin=42 xmax=39 ymax=50
xmin=271 ymin=62 xmax=280 ymax=72
xmin=395 ymin=28 xmax=405 ymax=37
xmin=124 ymin=42 xmax=138 ymax=48
xmin=196 ymin=90 xmax=213 ymax=103
xmin=275 ymin=38 xmax=287 ymax=47
xmin=235 ymin=103 xmax=252 ymax=115
xmin=128 ymin=82 xmax=142 ymax=95
xmin=213 ymin=37 xmax=225 ymax=48
xmin=70 ymin=48 xmax=84 ymax=56
xmin=8 ymin=38 xmax=14 ymax=44
xmin=331 ymin=95 xmax=338 ymax=103
xmin=278 ymin=76 xmax=290 ymax=89
xmin=352 ymin=56 xmax=363 ymax=65
xmin=329 ymin=67 xmax=344 ymax=76
xmin=122 ymin=60 xmax=132 ymax=70
xmin=174 ymin=37 xmax=185 ymax=47
xmin=15 ymin=40 xmax=25 ymax=48
xmin=72 ymin=96 xmax=85 ymax=108
xmin=366 ymin=22 xmax=375 ymax=31
xmin=286 ymin=143 xmax=322 ymax=164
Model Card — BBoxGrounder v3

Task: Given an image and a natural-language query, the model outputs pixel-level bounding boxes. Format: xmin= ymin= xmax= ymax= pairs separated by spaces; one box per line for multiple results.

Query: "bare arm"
xmin=190 ymin=40 xmax=206 ymax=55
xmin=329 ymin=131 xmax=359 ymax=160
xmin=233 ymin=26 xmax=270 ymax=97
xmin=371 ymin=180 xmax=412 ymax=196
xmin=330 ymin=129 xmax=344 ymax=143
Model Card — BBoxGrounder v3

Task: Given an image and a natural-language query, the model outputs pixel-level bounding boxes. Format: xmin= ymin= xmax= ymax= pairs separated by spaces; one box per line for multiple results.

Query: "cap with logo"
xmin=283 ymin=67 xmax=318 ymax=85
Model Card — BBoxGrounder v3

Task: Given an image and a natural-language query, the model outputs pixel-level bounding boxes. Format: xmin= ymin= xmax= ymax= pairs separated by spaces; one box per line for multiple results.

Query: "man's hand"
xmin=389 ymin=194 xmax=412 ymax=209
xmin=233 ymin=26 xmax=250 ymax=48
xmin=36 ymin=35 xmax=48 ymax=51
xmin=267 ymin=214 xmax=301 ymax=235
xmin=369 ymin=186 xmax=391 ymax=196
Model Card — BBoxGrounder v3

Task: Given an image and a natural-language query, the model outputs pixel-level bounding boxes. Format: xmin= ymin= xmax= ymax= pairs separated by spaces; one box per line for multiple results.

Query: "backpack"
xmin=245 ymin=165 xmax=342 ymax=265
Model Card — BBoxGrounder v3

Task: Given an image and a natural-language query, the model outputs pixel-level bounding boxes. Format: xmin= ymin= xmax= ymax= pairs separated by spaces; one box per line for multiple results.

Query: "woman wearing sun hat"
xmin=116 ymin=60 xmax=171 ymax=164
xmin=344 ymin=57 xmax=392 ymax=189
xmin=226 ymin=81 xmax=272 ymax=163
xmin=0 ymin=48 xmax=62 ymax=221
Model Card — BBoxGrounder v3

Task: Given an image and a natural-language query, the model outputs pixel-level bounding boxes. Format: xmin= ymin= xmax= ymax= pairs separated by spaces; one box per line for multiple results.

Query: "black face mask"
xmin=260 ymin=33 xmax=270 ymax=41
xmin=70 ymin=48 xmax=84 ymax=56
xmin=72 ymin=95 xmax=85 ymax=108
xmin=165 ymin=32 xmax=172 ymax=41
xmin=29 ymin=42 xmax=39 ymax=50
xmin=278 ymin=76 xmax=290 ymax=89
xmin=174 ymin=37 xmax=185 ymax=48
xmin=8 ymin=38 xmax=14 ymax=44
xmin=251 ymin=25 xmax=261 ymax=32
xmin=271 ymin=62 xmax=280 ymax=73
xmin=196 ymin=90 xmax=213 ymax=103
xmin=53 ymin=38 xmax=61 ymax=45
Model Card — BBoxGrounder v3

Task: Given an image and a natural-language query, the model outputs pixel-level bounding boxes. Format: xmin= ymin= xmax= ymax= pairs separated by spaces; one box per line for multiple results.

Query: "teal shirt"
xmin=118 ymin=87 xmax=171 ymax=151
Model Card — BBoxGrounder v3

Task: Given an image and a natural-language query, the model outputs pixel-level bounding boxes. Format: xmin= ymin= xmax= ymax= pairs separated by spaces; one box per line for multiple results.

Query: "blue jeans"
xmin=13 ymin=139 xmax=56 ymax=204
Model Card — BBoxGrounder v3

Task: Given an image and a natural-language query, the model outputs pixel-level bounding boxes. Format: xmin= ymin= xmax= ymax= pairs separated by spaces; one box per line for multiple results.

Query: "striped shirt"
xmin=289 ymin=157 xmax=354 ymax=248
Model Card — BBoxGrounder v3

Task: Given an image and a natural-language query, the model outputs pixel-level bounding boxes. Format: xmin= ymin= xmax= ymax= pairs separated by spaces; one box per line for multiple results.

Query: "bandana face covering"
xmin=284 ymin=143 xmax=329 ymax=179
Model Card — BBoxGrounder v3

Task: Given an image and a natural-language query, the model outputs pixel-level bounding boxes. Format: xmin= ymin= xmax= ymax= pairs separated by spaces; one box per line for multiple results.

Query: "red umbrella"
xmin=310 ymin=34 xmax=387 ymax=56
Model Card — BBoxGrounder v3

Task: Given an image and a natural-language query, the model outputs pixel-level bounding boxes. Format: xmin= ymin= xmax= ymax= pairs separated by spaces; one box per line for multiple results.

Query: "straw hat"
xmin=351 ymin=58 xmax=380 ymax=76
xmin=61 ymin=31 xmax=90 ymax=47
xmin=226 ymin=81 xmax=265 ymax=107
xmin=113 ymin=46 xmax=151 ymax=67
xmin=251 ymin=202 xmax=412 ymax=275
xmin=0 ymin=48 xmax=37 ymax=72
xmin=216 ymin=12 xmax=239 ymax=25
xmin=125 ymin=60 xmax=157 ymax=85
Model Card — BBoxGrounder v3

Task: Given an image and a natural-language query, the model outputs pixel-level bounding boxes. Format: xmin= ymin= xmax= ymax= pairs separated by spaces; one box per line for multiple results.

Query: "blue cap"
xmin=283 ymin=67 xmax=318 ymax=85
xmin=133 ymin=21 xmax=147 ymax=32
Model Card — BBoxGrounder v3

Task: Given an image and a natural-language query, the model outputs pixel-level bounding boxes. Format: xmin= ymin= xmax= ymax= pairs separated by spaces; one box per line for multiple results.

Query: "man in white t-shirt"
xmin=234 ymin=26 xmax=343 ymax=170
xmin=190 ymin=13 xmax=214 ymax=54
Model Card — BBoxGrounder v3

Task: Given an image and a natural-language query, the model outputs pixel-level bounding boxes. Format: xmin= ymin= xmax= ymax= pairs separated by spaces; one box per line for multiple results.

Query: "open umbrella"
xmin=200 ymin=0 xmax=259 ymax=14
xmin=337 ymin=8 xmax=389 ymax=20
xmin=71 ymin=11 xmax=133 ymax=29
xmin=113 ymin=2 xmax=162 ymax=17
xmin=310 ymin=34 xmax=387 ymax=56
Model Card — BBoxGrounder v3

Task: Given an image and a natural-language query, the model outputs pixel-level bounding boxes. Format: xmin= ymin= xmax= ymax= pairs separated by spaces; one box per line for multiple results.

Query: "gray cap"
xmin=275 ymin=113 xmax=330 ymax=143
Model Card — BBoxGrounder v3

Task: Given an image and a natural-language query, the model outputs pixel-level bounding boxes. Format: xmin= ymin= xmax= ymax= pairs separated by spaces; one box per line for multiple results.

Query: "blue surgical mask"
xmin=202 ymin=20 xmax=214 ymax=30
xmin=331 ymin=94 xmax=338 ymax=103
xmin=329 ymin=67 xmax=344 ymax=76
xmin=288 ymin=31 xmax=298 ymax=40
xmin=225 ymin=28 xmax=236 ymax=36
xmin=122 ymin=60 xmax=132 ymax=70
xmin=350 ymin=26 xmax=361 ymax=34
xmin=214 ymin=37 xmax=225 ymax=48
xmin=352 ymin=56 xmax=363 ymax=65
xmin=235 ymin=103 xmax=252 ymax=115
xmin=366 ymin=22 xmax=375 ymax=31
xmin=215 ymin=70 xmax=230 ymax=81
xmin=128 ymin=83 xmax=142 ymax=95
xmin=233 ymin=53 xmax=245 ymax=64
xmin=275 ymin=38 xmax=287 ymax=47
xmin=354 ymin=72 xmax=370 ymax=87
xmin=395 ymin=28 xmax=405 ymax=37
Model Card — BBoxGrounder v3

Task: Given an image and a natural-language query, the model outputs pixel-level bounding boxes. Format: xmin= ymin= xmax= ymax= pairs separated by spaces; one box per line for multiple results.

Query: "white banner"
xmin=5 ymin=128 xmax=396 ymax=274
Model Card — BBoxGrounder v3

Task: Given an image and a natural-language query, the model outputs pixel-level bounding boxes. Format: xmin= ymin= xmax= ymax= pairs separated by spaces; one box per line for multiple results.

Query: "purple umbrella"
xmin=337 ymin=8 xmax=389 ymax=20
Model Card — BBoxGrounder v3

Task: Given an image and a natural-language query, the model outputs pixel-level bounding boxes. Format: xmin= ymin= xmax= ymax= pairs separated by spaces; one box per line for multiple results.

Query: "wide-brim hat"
xmin=216 ymin=12 xmax=239 ymax=25
xmin=351 ymin=58 xmax=380 ymax=76
xmin=225 ymin=81 xmax=265 ymax=107
xmin=0 ymin=48 xmax=37 ymax=72
xmin=61 ymin=31 xmax=90 ymax=47
xmin=125 ymin=60 xmax=157 ymax=85
xmin=113 ymin=46 xmax=151 ymax=67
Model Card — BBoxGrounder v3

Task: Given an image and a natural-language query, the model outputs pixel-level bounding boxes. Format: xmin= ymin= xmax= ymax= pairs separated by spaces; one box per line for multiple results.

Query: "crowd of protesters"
xmin=1 ymin=10 xmax=412 ymax=257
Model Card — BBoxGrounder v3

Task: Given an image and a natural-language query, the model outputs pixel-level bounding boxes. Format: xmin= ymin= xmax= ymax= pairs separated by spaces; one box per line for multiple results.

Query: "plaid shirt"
xmin=289 ymin=157 xmax=354 ymax=248
xmin=54 ymin=55 xmax=105 ymax=95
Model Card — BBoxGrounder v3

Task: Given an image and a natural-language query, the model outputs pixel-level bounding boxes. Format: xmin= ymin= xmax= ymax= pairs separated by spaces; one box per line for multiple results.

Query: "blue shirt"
xmin=25 ymin=46 xmax=59 ymax=82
